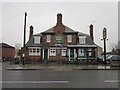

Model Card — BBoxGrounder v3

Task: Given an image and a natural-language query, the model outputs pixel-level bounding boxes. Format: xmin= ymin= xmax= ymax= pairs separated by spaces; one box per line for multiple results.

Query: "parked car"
xmin=106 ymin=55 xmax=115 ymax=64
xmin=110 ymin=55 xmax=120 ymax=67
xmin=97 ymin=55 xmax=110 ymax=64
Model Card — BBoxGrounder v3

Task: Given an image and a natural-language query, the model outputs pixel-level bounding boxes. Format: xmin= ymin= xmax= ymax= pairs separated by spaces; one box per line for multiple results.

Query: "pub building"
xmin=25 ymin=13 xmax=97 ymax=63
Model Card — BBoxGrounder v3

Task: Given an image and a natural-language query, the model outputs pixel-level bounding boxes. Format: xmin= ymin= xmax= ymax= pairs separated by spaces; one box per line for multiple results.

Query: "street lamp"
xmin=101 ymin=28 xmax=108 ymax=66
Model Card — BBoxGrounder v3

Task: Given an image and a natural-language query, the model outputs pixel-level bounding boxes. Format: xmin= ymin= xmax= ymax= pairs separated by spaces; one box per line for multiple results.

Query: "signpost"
xmin=101 ymin=28 xmax=108 ymax=66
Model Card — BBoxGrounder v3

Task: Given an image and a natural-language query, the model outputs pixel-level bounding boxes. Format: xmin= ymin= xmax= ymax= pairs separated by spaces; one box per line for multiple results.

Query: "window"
xmin=47 ymin=35 xmax=51 ymax=42
xmin=89 ymin=52 xmax=92 ymax=56
xmin=78 ymin=49 xmax=84 ymax=56
xmin=34 ymin=36 xmax=40 ymax=44
xmin=29 ymin=48 xmax=40 ymax=56
xmin=50 ymin=49 xmax=56 ymax=56
xmin=88 ymin=49 xmax=92 ymax=56
xmin=88 ymin=49 xmax=92 ymax=51
xmin=79 ymin=36 xmax=86 ymax=44
xmin=68 ymin=35 xmax=72 ymax=42
xmin=62 ymin=49 xmax=67 ymax=56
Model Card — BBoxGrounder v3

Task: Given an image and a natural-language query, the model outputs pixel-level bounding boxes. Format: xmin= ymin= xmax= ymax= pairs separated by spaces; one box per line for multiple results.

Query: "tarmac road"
xmin=2 ymin=69 xmax=119 ymax=88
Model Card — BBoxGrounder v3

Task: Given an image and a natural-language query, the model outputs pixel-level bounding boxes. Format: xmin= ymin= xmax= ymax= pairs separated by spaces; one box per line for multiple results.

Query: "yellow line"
xmin=104 ymin=80 xmax=120 ymax=83
xmin=0 ymin=80 xmax=69 ymax=84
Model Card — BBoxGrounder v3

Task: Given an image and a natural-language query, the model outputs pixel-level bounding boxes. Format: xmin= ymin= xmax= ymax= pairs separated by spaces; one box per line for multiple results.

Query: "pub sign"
xmin=54 ymin=35 xmax=64 ymax=44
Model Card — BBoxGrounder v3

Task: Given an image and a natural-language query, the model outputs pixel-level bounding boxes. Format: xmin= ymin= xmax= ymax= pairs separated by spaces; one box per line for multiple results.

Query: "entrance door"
xmin=44 ymin=49 xmax=48 ymax=60
xmin=70 ymin=49 xmax=74 ymax=61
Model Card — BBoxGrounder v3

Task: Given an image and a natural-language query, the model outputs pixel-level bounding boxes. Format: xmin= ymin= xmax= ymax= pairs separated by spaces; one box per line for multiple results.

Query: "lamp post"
xmin=101 ymin=28 xmax=108 ymax=66
xmin=23 ymin=12 xmax=27 ymax=66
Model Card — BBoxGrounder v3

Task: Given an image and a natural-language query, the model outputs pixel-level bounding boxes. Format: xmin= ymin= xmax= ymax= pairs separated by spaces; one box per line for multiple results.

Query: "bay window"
xmin=78 ymin=49 xmax=84 ymax=56
xmin=62 ymin=49 xmax=67 ymax=56
xmin=50 ymin=49 xmax=56 ymax=56
xmin=29 ymin=47 xmax=41 ymax=56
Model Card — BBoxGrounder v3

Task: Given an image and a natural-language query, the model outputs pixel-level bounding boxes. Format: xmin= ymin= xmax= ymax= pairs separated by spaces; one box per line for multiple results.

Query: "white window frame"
xmin=62 ymin=49 xmax=67 ymax=56
xmin=88 ymin=49 xmax=92 ymax=56
xmin=67 ymin=35 xmax=72 ymax=42
xmin=78 ymin=49 xmax=84 ymax=56
xmin=50 ymin=49 xmax=56 ymax=56
xmin=47 ymin=35 xmax=51 ymax=42
xmin=89 ymin=52 xmax=92 ymax=56
xmin=79 ymin=36 xmax=86 ymax=44
xmin=34 ymin=36 xmax=40 ymax=44
xmin=29 ymin=47 xmax=41 ymax=56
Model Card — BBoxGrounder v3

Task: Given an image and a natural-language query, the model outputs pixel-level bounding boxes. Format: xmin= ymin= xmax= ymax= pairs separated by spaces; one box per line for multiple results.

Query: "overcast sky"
xmin=1 ymin=0 xmax=119 ymax=52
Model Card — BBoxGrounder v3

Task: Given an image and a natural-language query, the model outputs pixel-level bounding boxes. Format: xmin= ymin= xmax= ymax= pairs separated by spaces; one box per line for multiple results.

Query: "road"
xmin=2 ymin=69 xmax=119 ymax=88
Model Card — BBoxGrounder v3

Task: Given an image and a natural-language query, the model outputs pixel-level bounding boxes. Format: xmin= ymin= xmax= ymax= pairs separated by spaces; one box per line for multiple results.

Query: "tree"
xmin=15 ymin=43 xmax=21 ymax=49
xmin=110 ymin=42 xmax=120 ymax=55
xmin=118 ymin=41 xmax=120 ymax=49
xmin=110 ymin=43 xmax=118 ymax=51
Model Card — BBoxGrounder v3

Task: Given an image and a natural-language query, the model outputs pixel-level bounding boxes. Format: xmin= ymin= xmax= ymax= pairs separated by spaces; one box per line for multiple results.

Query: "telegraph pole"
xmin=23 ymin=12 xmax=27 ymax=66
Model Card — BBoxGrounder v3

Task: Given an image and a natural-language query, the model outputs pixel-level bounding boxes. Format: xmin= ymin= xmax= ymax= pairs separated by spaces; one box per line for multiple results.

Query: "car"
xmin=110 ymin=55 xmax=120 ymax=67
xmin=97 ymin=55 xmax=110 ymax=64
xmin=106 ymin=55 xmax=115 ymax=64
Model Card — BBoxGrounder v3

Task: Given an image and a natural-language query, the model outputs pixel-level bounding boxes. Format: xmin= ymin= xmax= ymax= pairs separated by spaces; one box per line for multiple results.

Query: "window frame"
xmin=79 ymin=36 xmax=86 ymax=44
xmin=88 ymin=48 xmax=92 ymax=56
xmin=67 ymin=35 xmax=72 ymax=43
xmin=62 ymin=49 xmax=67 ymax=56
xmin=50 ymin=49 xmax=56 ymax=56
xmin=78 ymin=49 xmax=84 ymax=56
xmin=34 ymin=36 xmax=40 ymax=44
xmin=47 ymin=35 xmax=51 ymax=43
xmin=29 ymin=47 xmax=41 ymax=56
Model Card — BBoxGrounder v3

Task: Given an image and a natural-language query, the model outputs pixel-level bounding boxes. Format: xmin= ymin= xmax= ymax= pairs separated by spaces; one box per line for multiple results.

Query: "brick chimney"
xmin=57 ymin=13 xmax=62 ymax=25
xmin=29 ymin=25 xmax=33 ymax=39
xmin=89 ymin=24 xmax=94 ymax=41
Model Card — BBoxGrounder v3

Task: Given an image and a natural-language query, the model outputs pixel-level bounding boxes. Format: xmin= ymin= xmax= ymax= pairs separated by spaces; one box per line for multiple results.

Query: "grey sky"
xmin=1 ymin=1 xmax=118 ymax=52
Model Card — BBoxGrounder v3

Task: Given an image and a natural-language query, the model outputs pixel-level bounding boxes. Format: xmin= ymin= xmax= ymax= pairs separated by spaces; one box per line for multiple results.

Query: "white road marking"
xmin=104 ymin=80 xmax=120 ymax=83
xmin=0 ymin=80 xmax=69 ymax=84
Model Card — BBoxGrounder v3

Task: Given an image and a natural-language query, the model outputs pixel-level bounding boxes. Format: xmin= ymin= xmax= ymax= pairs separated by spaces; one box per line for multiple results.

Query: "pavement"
xmin=2 ymin=62 xmax=120 ymax=71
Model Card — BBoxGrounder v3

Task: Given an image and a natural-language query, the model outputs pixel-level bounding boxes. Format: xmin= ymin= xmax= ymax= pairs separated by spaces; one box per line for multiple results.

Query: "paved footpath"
xmin=2 ymin=62 xmax=120 ymax=71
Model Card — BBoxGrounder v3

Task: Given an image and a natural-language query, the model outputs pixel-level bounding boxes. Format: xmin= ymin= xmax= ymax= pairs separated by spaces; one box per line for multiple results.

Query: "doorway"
xmin=44 ymin=49 xmax=48 ymax=60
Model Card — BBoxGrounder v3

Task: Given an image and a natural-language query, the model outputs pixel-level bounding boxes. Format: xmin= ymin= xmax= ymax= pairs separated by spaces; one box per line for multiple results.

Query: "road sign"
xmin=103 ymin=28 xmax=107 ymax=39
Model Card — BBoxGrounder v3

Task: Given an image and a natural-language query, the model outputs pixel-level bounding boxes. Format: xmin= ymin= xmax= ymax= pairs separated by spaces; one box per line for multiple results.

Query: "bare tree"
xmin=118 ymin=41 xmax=120 ymax=49
xmin=15 ymin=43 xmax=21 ymax=49
xmin=110 ymin=43 xmax=118 ymax=52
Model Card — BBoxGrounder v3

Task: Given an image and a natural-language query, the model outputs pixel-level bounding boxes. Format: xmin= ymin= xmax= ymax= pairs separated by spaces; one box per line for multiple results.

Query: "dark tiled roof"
xmin=78 ymin=32 xmax=96 ymax=45
xmin=64 ymin=26 xmax=78 ymax=33
xmin=26 ymin=36 xmax=42 ymax=47
xmin=86 ymin=35 xmax=96 ymax=45
xmin=0 ymin=43 xmax=15 ymax=49
xmin=26 ymin=25 xmax=96 ymax=47
xmin=34 ymin=33 xmax=42 ymax=36
xmin=41 ymin=25 xmax=77 ymax=34
xmin=41 ymin=28 xmax=54 ymax=34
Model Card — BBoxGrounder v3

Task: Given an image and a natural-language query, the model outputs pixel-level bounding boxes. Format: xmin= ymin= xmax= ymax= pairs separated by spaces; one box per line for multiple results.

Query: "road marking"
xmin=104 ymin=80 xmax=120 ymax=83
xmin=0 ymin=80 xmax=69 ymax=84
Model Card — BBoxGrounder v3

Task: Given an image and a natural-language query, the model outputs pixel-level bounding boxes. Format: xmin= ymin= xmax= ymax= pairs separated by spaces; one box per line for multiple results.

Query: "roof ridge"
xmin=0 ymin=43 xmax=15 ymax=48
